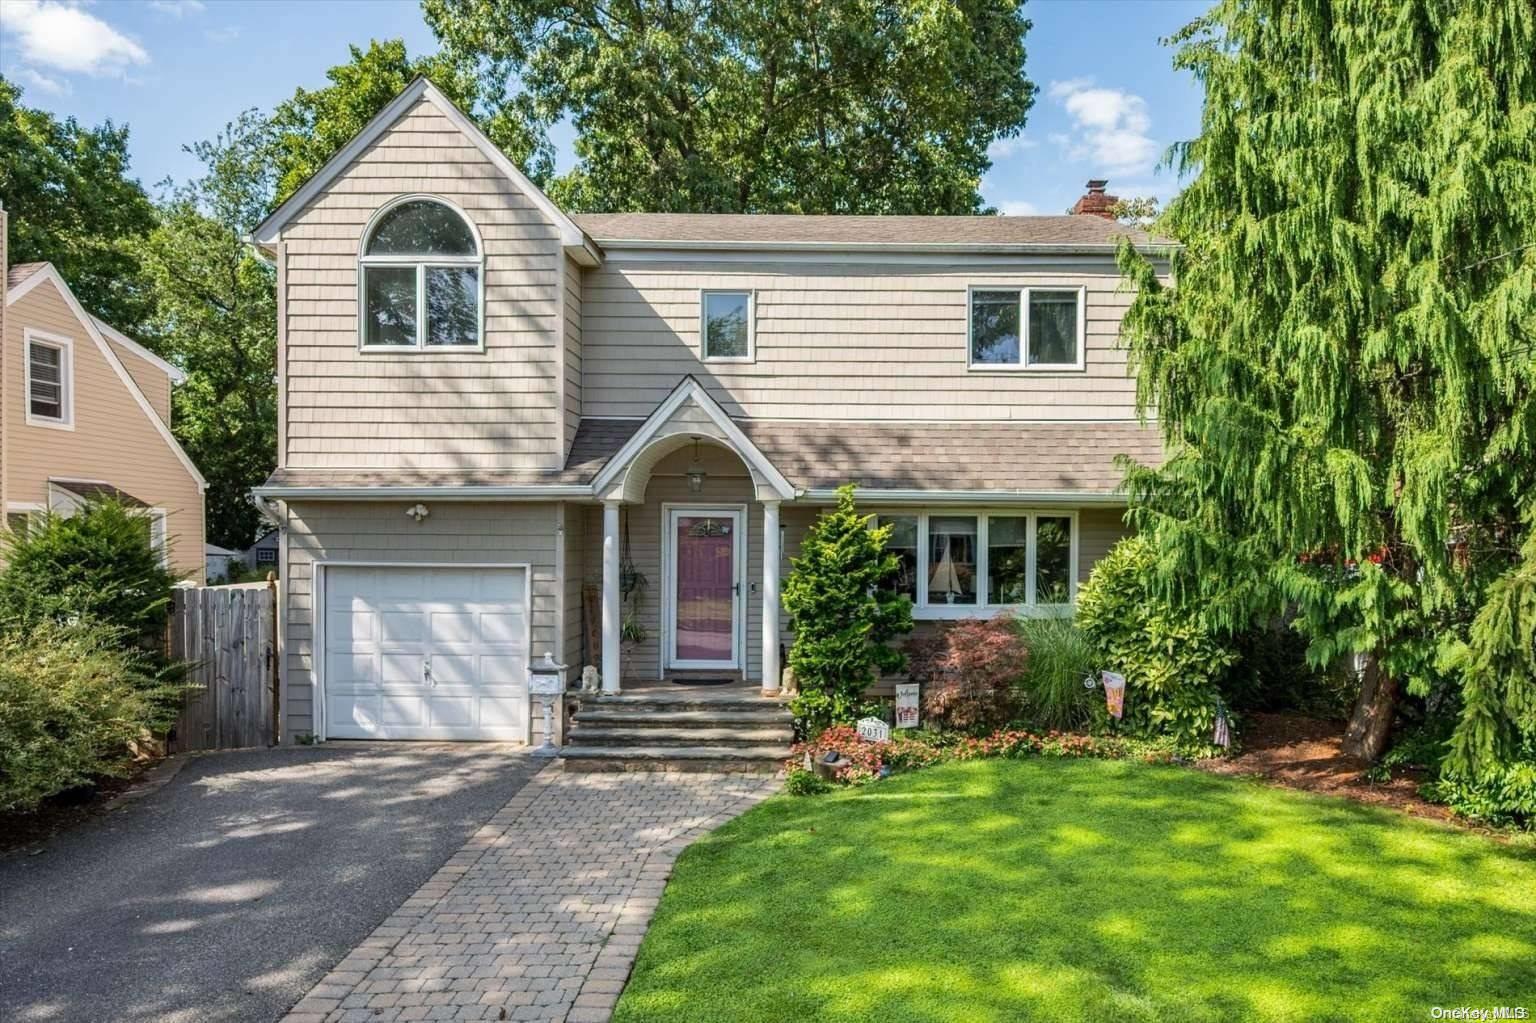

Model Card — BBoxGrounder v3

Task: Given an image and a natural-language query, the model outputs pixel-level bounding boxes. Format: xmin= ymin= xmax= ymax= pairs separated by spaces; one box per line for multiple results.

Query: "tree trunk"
xmin=1340 ymin=652 xmax=1398 ymax=762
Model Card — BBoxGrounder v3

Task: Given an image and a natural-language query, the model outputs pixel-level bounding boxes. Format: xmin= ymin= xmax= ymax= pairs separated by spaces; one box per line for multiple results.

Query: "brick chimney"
xmin=1070 ymin=179 xmax=1119 ymax=219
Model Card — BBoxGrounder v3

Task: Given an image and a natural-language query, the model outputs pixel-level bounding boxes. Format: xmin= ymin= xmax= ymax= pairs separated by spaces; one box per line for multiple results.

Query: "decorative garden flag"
xmin=1101 ymin=671 xmax=1126 ymax=720
xmin=894 ymin=684 xmax=920 ymax=729
xmin=1213 ymin=701 xmax=1232 ymax=749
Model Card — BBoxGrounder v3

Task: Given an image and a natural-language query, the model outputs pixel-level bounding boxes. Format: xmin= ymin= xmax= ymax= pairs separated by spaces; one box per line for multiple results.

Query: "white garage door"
xmin=323 ymin=565 xmax=529 ymax=741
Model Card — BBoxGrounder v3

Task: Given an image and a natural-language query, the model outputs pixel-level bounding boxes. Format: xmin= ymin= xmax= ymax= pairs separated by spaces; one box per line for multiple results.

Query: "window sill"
xmin=966 ymin=362 xmax=1087 ymax=373
xmin=910 ymin=603 xmax=1073 ymax=621
xmin=356 ymin=344 xmax=487 ymax=355
xmin=25 ymin=415 xmax=75 ymax=431
xmin=701 ymin=356 xmax=755 ymax=365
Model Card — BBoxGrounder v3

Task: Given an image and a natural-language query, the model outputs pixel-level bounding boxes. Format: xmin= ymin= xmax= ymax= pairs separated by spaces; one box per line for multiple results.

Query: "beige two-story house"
xmin=249 ymin=78 xmax=1167 ymax=747
xmin=2 ymin=208 xmax=206 ymax=582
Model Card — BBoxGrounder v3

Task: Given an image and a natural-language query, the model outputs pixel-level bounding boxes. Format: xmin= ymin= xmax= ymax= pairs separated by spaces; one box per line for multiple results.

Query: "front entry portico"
xmin=590 ymin=378 xmax=795 ymax=696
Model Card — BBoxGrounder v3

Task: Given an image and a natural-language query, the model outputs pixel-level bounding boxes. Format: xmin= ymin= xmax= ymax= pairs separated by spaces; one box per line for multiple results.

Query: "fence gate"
xmin=167 ymin=582 xmax=278 ymax=752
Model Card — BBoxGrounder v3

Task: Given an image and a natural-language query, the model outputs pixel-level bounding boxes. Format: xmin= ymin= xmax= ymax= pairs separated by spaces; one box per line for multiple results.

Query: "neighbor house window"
xmin=968 ymin=287 xmax=1084 ymax=369
xmin=25 ymin=331 xmax=73 ymax=427
xmin=701 ymin=291 xmax=753 ymax=361
xmin=360 ymin=197 xmax=481 ymax=350
xmin=256 ymin=547 xmax=277 ymax=566
xmin=875 ymin=510 xmax=1078 ymax=617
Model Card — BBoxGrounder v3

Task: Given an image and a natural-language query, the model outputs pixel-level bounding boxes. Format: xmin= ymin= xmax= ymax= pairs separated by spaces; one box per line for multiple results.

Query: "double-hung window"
xmin=968 ymin=287 xmax=1086 ymax=370
xmin=25 ymin=331 xmax=73 ymax=428
xmin=876 ymin=510 xmax=1077 ymax=617
xmin=700 ymin=290 xmax=753 ymax=361
xmin=359 ymin=197 xmax=482 ymax=350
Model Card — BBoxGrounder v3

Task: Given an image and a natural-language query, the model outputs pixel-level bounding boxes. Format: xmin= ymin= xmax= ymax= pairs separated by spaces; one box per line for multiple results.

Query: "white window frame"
xmin=357 ymin=194 xmax=485 ymax=354
xmin=6 ymin=502 xmax=46 ymax=536
xmin=148 ymin=508 xmax=169 ymax=567
xmin=24 ymin=329 xmax=75 ymax=429
xmin=966 ymin=285 xmax=1087 ymax=372
xmin=879 ymin=508 xmax=1079 ymax=620
xmin=698 ymin=289 xmax=755 ymax=364
xmin=256 ymin=546 xmax=278 ymax=565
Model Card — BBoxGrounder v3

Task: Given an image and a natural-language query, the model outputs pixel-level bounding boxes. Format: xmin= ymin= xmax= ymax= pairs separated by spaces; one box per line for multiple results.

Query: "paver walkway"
xmin=283 ymin=768 xmax=781 ymax=1023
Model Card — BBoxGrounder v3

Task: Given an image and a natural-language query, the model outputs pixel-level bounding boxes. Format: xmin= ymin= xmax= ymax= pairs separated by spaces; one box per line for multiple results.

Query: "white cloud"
xmin=987 ymin=135 xmax=1037 ymax=160
xmin=1047 ymin=78 xmax=1159 ymax=175
xmin=997 ymin=200 xmax=1040 ymax=216
xmin=148 ymin=0 xmax=205 ymax=15
xmin=13 ymin=66 xmax=69 ymax=95
xmin=2 ymin=0 xmax=149 ymax=77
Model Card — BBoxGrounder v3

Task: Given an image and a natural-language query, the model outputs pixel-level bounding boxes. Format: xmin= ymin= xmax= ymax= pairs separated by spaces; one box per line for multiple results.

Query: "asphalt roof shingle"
xmin=6 ymin=262 xmax=48 ymax=290
xmin=259 ymin=419 xmax=1161 ymax=495
xmin=572 ymin=213 xmax=1171 ymax=249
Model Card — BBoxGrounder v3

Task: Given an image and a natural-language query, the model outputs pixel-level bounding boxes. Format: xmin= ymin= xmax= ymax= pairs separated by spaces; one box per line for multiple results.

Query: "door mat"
xmin=668 ymin=677 xmax=736 ymax=687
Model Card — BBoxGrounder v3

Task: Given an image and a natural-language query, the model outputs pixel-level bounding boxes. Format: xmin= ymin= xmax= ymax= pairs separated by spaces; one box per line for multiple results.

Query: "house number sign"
xmin=856 ymin=717 xmax=892 ymax=742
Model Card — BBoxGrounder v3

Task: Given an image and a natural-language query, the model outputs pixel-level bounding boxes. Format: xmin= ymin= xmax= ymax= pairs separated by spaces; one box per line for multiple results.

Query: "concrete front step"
xmin=560 ymin=744 xmax=788 ymax=774
xmin=584 ymin=692 xmax=786 ymax=712
xmin=569 ymin=725 xmax=794 ymax=747
xmin=572 ymin=707 xmax=793 ymax=727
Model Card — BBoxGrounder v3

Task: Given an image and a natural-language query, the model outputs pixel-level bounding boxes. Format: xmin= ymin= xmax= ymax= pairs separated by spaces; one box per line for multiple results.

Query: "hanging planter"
xmin=619 ymin=514 xmax=648 ymax=644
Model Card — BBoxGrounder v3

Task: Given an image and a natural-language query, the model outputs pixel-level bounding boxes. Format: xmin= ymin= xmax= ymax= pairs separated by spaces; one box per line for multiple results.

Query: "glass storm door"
xmin=667 ymin=509 xmax=742 ymax=669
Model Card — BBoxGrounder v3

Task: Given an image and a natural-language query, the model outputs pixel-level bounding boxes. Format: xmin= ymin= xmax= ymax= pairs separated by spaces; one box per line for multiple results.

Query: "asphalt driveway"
xmin=0 ymin=743 xmax=543 ymax=1023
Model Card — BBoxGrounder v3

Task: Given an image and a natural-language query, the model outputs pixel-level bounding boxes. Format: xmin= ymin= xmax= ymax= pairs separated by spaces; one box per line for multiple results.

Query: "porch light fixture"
xmin=686 ymin=437 xmax=707 ymax=493
xmin=405 ymin=503 xmax=430 ymax=523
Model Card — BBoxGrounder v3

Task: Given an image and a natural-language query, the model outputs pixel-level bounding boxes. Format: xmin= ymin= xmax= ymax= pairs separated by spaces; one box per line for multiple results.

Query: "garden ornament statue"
xmin=580 ymin=665 xmax=601 ymax=694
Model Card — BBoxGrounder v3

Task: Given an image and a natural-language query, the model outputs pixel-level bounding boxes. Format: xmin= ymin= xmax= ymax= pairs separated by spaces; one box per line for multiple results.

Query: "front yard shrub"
xmin=0 ymin=498 xmax=176 ymax=654
xmin=787 ymin=723 xmax=1176 ymax=786
xmin=783 ymin=768 xmax=831 ymax=796
xmin=0 ymin=622 xmax=181 ymax=812
xmin=783 ymin=485 xmax=912 ymax=730
xmin=905 ymin=612 xmax=1028 ymax=732
xmin=1075 ymin=536 xmax=1239 ymax=749
xmin=1014 ymin=615 xmax=1097 ymax=730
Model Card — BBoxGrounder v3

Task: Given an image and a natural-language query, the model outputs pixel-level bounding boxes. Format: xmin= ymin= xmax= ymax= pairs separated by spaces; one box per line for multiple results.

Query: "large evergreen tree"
xmin=422 ymin=0 xmax=1034 ymax=213
xmin=1116 ymin=0 xmax=1536 ymax=768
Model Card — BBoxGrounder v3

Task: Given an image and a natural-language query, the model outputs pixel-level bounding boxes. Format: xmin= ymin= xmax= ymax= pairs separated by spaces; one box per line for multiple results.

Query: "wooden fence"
xmin=167 ymin=582 xmax=278 ymax=752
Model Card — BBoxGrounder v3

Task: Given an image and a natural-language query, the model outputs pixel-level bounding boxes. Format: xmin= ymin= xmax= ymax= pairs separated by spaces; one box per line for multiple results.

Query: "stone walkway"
xmin=283 ymin=767 xmax=781 ymax=1023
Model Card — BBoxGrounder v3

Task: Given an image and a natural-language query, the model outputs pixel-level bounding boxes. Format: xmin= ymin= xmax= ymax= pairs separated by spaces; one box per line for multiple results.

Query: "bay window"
xmin=874 ymin=510 xmax=1078 ymax=616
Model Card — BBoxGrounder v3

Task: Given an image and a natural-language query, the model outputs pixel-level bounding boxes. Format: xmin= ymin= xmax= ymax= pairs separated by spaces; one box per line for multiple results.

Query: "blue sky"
xmin=0 ymin=0 xmax=1207 ymax=214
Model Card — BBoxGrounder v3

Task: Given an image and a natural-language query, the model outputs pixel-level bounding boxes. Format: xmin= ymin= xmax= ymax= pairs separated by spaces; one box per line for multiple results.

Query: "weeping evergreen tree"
xmin=1117 ymin=0 xmax=1536 ymax=768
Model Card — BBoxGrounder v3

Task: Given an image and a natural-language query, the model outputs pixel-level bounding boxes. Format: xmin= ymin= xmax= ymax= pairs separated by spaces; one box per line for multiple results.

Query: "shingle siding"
xmin=279 ymin=500 xmax=562 ymax=741
xmin=276 ymin=98 xmax=564 ymax=473
xmin=579 ymin=259 xmax=1145 ymax=421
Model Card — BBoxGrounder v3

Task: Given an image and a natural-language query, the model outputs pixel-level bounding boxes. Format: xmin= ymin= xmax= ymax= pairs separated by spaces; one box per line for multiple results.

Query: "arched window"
xmin=359 ymin=197 xmax=482 ymax=349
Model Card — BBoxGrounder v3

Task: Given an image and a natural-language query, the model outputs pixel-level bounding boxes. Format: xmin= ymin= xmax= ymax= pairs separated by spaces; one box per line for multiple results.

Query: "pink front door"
xmin=671 ymin=512 xmax=739 ymax=666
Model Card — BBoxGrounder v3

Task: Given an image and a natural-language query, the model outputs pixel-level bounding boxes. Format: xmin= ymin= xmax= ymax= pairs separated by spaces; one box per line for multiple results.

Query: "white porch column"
xmin=761 ymin=499 xmax=781 ymax=695
xmin=601 ymin=500 xmax=622 ymax=694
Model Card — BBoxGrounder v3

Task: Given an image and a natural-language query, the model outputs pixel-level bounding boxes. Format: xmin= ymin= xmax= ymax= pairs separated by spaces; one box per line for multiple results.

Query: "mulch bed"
xmin=0 ymin=766 xmax=151 ymax=856
xmin=1196 ymin=712 xmax=1458 ymax=825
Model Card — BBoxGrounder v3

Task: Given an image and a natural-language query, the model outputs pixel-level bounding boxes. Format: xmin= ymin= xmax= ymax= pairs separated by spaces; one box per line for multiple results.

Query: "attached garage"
xmin=321 ymin=564 xmax=530 ymax=741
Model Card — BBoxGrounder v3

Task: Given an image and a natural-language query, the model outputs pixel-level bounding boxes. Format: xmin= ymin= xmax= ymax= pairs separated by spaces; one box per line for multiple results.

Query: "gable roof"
xmin=574 ymin=213 xmax=1171 ymax=251
xmin=590 ymin=376 xmax=796 ymax=499
xmin=90 ymin=315 xmax=186 ymax=384
xmin=6 ymin=264 xmax=206 ymax=490
xmin=249 ymin=78 xmax=599 ymax=266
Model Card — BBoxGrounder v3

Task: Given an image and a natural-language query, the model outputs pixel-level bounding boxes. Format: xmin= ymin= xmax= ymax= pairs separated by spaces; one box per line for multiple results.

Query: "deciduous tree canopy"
xmin=422 ymin=0 xmax=1034 ymax=213
xmin=0 ymin=76 xmax=158 ymax=333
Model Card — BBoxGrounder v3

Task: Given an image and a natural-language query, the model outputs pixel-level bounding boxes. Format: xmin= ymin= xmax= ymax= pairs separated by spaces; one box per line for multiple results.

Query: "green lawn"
xmin=614 ymin=759 xmax=1536 ymax=1023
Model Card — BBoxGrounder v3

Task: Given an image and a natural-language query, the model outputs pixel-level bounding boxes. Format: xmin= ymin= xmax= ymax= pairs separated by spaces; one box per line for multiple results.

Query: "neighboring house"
xmin=206 ymin=543 xmax=242 ymax=581
xmin=1 ymin=207 xmax=207 ymax=582
xmin=248 ymin=79 xmax=1168 ymax=745
xmin=244 ymin=529 xmax=279 ymax=573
